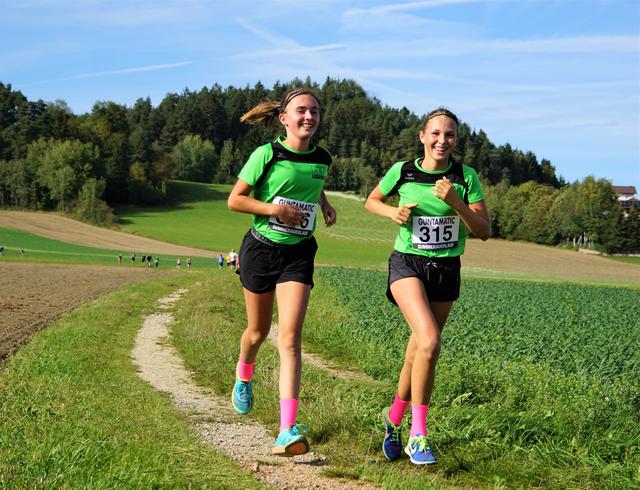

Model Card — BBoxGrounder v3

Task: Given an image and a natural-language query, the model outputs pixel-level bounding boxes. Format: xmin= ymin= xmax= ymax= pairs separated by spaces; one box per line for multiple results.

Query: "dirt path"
xmin=132 ymin=288 xmax=378 ymax=490
xmin=0 ymin=210 xmax=216 ymax=258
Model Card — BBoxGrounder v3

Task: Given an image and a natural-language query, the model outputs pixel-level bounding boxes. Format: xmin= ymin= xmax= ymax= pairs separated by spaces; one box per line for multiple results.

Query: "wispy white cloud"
xmin=337 ymin=35 xmax=638 ymax=64
xmin=232 ymin=16 xmax=410 ymax=103
xmin=233 ymin=17 xmax=347 ymax=74
xmin=231 ymin=44 xmax=346 ymax=60
xmin=26 ymin=62 xmax=193 ymax=86
xmin=347 ymin=66 xmax=638 ymax=93
xmin=346 ymin=0 xmax=490 ymax=16
xmin=69 ymin=62 xmax=194 ymax=79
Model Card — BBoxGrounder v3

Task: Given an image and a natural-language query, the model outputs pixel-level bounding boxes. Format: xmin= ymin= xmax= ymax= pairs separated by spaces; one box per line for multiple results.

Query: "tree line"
xmin=0 ymin=79 xmax=637 ymax=252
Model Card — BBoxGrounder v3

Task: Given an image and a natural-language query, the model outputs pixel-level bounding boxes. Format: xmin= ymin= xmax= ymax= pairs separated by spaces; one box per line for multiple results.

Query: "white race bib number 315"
xmin=269 ymin=196 xmax=316 ymax=236
xmin=412 ymin=216 xmax=460 ymax=250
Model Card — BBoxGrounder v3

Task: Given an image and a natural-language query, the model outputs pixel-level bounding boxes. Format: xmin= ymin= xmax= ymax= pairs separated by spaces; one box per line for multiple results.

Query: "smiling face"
xmin=419 ymin=114 xmax=458 ymax=167
xmin=279 ymin=93 xmax=320 ymax=149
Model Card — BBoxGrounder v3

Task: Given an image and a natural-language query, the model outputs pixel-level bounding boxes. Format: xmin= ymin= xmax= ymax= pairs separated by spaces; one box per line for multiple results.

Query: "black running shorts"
xmin=237 ymin=228 xmax=318 ymax=294
xmin=387 ymin=251 xmax=461 ymax=305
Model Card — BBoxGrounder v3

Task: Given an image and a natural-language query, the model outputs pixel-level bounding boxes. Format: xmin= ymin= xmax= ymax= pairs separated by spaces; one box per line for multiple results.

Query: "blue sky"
xmin=2 ymin=0 xmax=639 ymax=190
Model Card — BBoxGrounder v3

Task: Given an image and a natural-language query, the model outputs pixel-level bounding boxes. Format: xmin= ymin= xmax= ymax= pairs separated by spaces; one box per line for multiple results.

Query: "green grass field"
xmin=607 ymin=255 xmax=640 ymax=265
xmin=115 ymin=181 xmax=396 ymax=269
xmin=0 ymin=274 xmax=263 ymax=489
xmin=1 ymin=180 xmax=638 ymax=488
xmin=0 ymin=227 xmax=212 ymax=269
xmin=115 ymin=181 xmax=640 ymax=277
xmin=171 ymin=269 xmax=639 ymax=488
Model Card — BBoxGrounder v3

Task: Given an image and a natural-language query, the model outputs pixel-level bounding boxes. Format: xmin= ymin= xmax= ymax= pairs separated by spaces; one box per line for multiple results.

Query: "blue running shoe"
xmin=405 ymin=435 xmax=437 ymax=465
xmin=272 ymin=424 xmax=309 ymax=457
xmin=232 ymin=378 xmax=253 ymax=414
xmin=382 ymin=406 xmax=403 ymax=461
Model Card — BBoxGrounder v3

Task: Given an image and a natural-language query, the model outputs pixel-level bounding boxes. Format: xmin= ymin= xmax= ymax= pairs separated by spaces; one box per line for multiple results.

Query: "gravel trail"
xmin=131 ymin=288 xmax=378 ymax=490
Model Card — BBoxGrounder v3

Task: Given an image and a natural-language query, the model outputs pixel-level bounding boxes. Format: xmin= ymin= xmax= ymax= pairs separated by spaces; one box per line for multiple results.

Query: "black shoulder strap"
xmin=387 ymin=160 xmax=414 ymax=197
xmin=387 ymin=158 xmax=469 ymax=204
xmin=253 ymin=142 xmax=280 ymax=190
xmin=253 ymin=141 xmax=332 ymax=190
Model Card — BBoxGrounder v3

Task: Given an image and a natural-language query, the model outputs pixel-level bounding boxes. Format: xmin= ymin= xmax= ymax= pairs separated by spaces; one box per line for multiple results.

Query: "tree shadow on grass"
xmin=115 ymin=181 xmax=230 ymax=222
xmin=166 ymin=180 xmax=229 ymax=204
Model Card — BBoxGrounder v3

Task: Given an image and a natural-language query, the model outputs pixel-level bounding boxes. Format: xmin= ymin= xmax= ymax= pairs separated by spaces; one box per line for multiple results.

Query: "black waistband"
xmin=250 ymin=227 xmax=290 ymax=248
xmin=394 ymin=250 xmax=461 ymax=266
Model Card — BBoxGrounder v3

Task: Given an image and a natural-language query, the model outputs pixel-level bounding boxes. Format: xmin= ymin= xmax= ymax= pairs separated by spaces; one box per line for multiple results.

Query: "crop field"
xmin=302 ymin=268 xmax=640 ymax=486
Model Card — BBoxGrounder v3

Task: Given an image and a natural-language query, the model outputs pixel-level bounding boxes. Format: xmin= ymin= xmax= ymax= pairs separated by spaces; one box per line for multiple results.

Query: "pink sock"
xmin=388 ymin=393 xmax=410 ymax=426
xmin=280 ymin=398 xmax=299 ymax=431
xmin=236 ymin=360 xmax=254 ymax=381
xmin=411 ymin=403 xmax=429 ymax=438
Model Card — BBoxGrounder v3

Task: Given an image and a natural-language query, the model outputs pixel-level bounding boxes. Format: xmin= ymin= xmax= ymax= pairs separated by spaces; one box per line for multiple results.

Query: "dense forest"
xmin=0 ymin=78 xmax=637 ymax=253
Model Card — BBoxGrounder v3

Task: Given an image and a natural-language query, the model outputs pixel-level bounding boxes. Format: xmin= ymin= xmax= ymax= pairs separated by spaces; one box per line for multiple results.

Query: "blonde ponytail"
xmin=240 ymin=101 xmax=281 ymax=126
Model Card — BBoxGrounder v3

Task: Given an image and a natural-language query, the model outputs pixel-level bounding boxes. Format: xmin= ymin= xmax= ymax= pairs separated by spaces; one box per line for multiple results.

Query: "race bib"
xmin=268 ymin=196 xmax=317 ymax=236
xmin=412 ymin=216 xmax=460 ymax=250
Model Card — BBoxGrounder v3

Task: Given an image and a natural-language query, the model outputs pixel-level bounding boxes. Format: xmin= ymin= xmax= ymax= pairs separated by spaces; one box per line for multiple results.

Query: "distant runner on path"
xmin=365 ymin=107 xmax=491 ymax=466
xmin=228 ymin=249 xmax=238 ymax=271
xmin=227 ymin=88 xmax=337 ymax=457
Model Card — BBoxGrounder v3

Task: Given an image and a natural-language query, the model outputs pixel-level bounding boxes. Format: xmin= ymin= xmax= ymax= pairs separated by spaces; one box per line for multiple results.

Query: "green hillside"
xmin=115 ymin=181 xmax=396 ymax=269
xmin=0 ymin=227 xmax=208 ymax=269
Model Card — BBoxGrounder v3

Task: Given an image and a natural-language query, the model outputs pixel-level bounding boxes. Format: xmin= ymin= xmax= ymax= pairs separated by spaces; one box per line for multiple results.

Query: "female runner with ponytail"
xmin=227 ymin=88 xmax=336 ymax=456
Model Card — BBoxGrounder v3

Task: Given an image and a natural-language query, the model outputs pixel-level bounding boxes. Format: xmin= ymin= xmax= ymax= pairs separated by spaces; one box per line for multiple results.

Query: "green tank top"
xmin=237 ymin=136 xmax=332 ymax=245
xmin=378 ymin=158 xmax=485 ymax=257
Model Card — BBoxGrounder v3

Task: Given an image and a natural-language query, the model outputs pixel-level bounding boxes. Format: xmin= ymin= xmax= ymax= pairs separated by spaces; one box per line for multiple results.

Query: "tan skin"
xmin=228 ymin=94 xmax=336 ymax=400
xmin=365 ymin=114 xmax=490 ymax=407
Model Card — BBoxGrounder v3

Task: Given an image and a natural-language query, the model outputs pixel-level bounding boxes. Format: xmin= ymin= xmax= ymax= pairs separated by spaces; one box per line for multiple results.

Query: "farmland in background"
xmin=0 ymin=227 xmax=211 ymax=269
xmin=114 ymin=181 xmax=640 ymax=283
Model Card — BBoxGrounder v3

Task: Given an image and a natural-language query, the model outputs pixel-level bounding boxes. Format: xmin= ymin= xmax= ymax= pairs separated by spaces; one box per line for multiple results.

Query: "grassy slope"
xmin=0 ymin=273 xmax=264 ymax=489
xmin=0 ymin=227 xmax=210 ymax=269
xmin=115 ymin=181 xmax=396 ymax=269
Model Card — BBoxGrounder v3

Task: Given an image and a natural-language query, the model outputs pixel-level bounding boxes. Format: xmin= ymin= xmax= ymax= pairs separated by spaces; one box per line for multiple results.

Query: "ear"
xmin=419 ymin=130 xmax=427 ymax=144
xmin=278 ymin=112 xmax=287 ymax=126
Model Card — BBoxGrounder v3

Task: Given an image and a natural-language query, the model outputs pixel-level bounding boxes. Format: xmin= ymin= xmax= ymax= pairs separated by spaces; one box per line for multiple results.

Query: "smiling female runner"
xmin=365 ymin=107 xmax=490 ymax=465
xmin=227 ymin=88 xmax=337 ymax=456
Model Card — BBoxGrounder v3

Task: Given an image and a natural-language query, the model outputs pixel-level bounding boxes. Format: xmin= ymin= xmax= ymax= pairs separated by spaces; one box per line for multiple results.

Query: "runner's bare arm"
xmin=365 ymin=186 xmax=418 ymax=226
xmin=319 ymin=191 xmax=337 ymax=227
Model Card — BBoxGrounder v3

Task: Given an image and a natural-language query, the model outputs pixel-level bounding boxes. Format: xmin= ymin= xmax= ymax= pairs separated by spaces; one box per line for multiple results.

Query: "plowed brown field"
xmin=0 ymin=262 xmax=173 ymax=363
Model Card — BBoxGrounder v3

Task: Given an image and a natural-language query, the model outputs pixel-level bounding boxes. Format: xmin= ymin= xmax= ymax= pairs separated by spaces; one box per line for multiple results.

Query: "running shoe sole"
xmin=272 ymin=437 xmax=310 ymax=457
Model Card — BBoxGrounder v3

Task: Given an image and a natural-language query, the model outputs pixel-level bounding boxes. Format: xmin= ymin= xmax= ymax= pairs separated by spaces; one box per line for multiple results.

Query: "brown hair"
xmin=421 ymin=107 xmax=459 ymax=131
xmin=240 ymin=88 xmax=321 ymax=126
